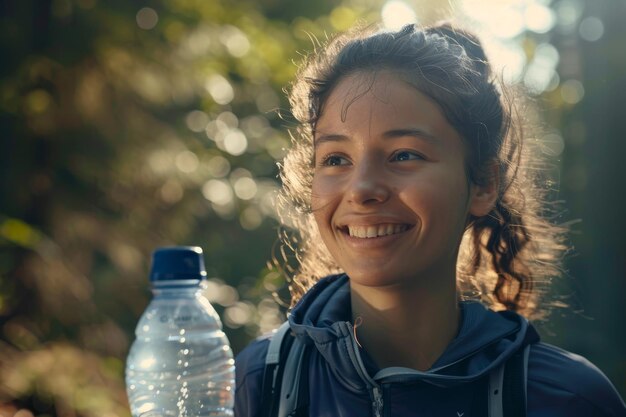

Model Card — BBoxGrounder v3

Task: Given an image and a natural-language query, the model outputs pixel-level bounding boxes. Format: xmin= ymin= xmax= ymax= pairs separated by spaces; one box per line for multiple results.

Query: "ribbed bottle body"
xmin=126 ymin=286 xmax=234 ymax=417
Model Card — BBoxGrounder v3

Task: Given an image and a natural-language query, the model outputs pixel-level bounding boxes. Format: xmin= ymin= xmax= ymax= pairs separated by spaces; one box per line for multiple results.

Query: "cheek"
xmin=310 ymin=177 xmax=323 ymax=211
xmin=401 ymin=168 xmax=470 ymax=216
xmin=311 ymin=178 xmax=331 ymax=228
xmin=311 ymin=175 xmax=339 ymax=210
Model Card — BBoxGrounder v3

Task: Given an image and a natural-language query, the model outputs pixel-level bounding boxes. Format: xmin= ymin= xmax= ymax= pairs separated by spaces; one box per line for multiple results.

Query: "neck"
xmin=350 ymin=277 xmax=460 ymax=371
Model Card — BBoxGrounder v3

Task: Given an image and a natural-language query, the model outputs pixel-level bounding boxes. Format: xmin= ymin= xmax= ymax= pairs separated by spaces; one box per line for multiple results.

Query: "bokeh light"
xmin=206 ymin=155 xmax=231 ymax=178
xmin=175 ymin=151 xmax=199 ymax=173
xmin=206 ymin=75 xmax=235 ymax=105
xmin=524 ymin=42 xmax=560 ymax=94
xmin=240 ymin=206 xmax=263 ymax=230
xmin=555 ymin=0 xmax=584 ymax=30
xmin=185 ymin=110 xmax=210 ymax=132
xmin=220 ymin=25 xmax=251 ymax=57
xmin=222 ymin=129 xmax=248 ymax=156
xmin=560 ymin=79 xmax=585 ymax=104
xmin=160 ymin=179 xmax=184 ymax=204
xmin=524 ymin=3 xmax=556 ymax=34
xmin=233 ymin=177 xmax=258 ymax=200
xmin=202 ymin=180 xmax=234 ymax=206
xmin=381 ymin=0 xmax=417 ymax=30
xmin=136 ymin=7 xmax=158 ymax=30
xmin=579 ymin=16 xmax=605 ymax=42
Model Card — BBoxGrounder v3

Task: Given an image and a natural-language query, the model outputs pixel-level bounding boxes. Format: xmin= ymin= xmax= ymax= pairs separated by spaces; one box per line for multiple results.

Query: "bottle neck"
xmin=150 ymin=279 xmax=202 ymax=297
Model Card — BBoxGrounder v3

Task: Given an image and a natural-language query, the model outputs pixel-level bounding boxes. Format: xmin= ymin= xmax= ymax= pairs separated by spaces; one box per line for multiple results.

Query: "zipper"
xmin=372 ymin=386 xmax=383 ymax=417
xmin=342 ymin=322 xmax=385 ymax=417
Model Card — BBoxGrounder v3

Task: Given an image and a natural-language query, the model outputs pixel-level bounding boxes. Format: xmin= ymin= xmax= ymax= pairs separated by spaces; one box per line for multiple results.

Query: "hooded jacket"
xmin=235 ymin=274 xmax=626 ymax=417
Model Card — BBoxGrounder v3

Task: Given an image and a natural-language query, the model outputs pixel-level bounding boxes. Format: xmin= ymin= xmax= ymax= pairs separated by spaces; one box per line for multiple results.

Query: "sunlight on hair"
xmin=381 ymin=0 xmax=417 ymax=30
xmin=540 ymin=132 xmax=565 ymax=157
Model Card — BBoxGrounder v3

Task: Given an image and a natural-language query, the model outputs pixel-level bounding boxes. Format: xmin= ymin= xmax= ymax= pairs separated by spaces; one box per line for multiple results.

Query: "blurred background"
xmin=1 ymin=0 xmax=624 ymax=415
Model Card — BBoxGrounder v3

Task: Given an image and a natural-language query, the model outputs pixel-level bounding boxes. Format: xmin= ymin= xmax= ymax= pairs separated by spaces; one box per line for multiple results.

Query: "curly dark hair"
xmin=276 ymin=22 xmax=568 ymax=317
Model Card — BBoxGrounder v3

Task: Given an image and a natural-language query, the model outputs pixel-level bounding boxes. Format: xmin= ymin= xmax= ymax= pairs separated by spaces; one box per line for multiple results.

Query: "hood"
xmin=288 ymin=274 xmax=539 ymax=389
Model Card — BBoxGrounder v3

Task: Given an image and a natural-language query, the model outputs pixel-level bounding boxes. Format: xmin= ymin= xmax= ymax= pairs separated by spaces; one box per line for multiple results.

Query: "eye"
xmin=320 ymin=154 xmax=350 ymax=167
xmin=391 ymin=150 xmax=423 ymax=162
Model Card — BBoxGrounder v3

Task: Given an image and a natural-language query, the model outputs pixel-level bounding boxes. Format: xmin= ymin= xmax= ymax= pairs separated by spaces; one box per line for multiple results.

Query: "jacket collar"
xmin=288 ymin=274 xmax=539 ymax=386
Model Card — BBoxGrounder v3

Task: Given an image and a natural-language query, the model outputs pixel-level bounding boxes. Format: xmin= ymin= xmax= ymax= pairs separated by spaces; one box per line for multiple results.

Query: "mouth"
xmin=341 ymin=223 xmax=411 ymax=239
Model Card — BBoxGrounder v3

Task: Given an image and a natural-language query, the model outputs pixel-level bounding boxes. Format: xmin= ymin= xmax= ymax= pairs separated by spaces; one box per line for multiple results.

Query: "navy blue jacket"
xmin=235 ymin=274 xmax=625 ymax=417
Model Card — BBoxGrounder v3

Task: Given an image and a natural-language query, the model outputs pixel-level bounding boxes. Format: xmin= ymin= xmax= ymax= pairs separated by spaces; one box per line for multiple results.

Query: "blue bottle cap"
xmin=149 ymin=246 xmax=207 ymax=282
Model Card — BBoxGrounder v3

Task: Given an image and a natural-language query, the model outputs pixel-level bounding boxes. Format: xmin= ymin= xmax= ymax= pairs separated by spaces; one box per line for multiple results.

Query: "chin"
xmin=345 ymin=270 xmax=406 ymax=289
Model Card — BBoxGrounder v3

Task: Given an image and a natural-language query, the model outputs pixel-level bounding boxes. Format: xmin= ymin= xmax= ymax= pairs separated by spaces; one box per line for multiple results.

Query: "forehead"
xmin=316 ymin=71 xmax=460 ymax=142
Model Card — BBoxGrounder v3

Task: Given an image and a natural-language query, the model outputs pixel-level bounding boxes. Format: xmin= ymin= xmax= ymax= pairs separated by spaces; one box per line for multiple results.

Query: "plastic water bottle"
xmin=125 ymin=246 xmax=235 ymax=417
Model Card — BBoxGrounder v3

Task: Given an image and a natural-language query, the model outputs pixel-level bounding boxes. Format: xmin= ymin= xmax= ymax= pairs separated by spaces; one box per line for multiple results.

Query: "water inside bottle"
xmin=126 ymin=293 xmax=235 ymax=417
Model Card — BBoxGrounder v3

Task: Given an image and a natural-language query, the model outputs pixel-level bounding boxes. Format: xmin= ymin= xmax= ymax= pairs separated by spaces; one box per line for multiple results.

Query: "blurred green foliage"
xmin=0 ymin=1 xmax=357 ymax=415
xmin=0 ymin=0 xmax=624 ymax=416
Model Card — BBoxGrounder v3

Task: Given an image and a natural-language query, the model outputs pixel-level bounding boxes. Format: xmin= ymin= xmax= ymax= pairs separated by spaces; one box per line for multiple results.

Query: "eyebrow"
xmin=314 ymin=128 xmax=439 ymax=148
xmin=383 ymin=128 xmax=438 ymax=142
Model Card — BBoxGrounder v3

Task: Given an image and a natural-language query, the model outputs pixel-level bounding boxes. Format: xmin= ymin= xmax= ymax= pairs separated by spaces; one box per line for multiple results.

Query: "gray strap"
xmin=278 ymin=337 xmax=306 ymax=417
xmin=265 ymin=321 xmax=291 ymax=365
xmin=488 ymin=360 xmax=505 ymax=417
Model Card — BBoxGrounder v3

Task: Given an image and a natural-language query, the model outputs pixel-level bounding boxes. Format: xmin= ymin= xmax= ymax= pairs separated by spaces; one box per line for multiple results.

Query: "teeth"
xmin=347 ymin=224 xmax=408 ymax=238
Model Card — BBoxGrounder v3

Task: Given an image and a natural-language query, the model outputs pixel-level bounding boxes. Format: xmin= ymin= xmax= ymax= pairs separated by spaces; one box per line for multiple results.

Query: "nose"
xmin=346 ymin=161 xmax=390 ymax=206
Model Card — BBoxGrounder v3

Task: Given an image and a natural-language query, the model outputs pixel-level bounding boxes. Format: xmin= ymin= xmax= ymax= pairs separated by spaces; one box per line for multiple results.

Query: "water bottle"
xmin=125 ymin=246 xmax=235 ymax=417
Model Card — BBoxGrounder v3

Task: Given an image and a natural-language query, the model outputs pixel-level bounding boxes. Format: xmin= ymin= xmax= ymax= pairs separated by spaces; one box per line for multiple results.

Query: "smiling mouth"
xmin=343 ymin=224 xmax=410 ymax=238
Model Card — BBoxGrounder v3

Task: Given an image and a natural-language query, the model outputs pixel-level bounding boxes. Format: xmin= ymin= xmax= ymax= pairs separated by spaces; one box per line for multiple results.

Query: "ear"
xmin=469 ymin=164 xmax=499 ymax=217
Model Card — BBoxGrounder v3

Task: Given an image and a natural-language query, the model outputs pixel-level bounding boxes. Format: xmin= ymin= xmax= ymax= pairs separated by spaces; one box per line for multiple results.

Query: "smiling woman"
xmin=311 ymin=71 xmax=491 ymax=297
xmin=284 ymin=25 xmax=545 ymax=317
xmin=234 ymin=23 xmax=626 ymax=417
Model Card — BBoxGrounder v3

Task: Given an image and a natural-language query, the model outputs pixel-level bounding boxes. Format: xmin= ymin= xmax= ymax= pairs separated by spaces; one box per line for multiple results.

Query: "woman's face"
xmin=311 ymin=71 xmax=494 ymax=290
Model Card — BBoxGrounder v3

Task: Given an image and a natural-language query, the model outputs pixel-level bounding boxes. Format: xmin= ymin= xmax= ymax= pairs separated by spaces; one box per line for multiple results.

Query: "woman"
xmin=234 ymin=23 xmax=626 ymax=417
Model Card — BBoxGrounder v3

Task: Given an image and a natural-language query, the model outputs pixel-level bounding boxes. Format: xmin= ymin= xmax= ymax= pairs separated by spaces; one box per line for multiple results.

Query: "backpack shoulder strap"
xmin=260 ymin=321 xmax=310 ymax=417
xmin=278 ymin=334 xmax=309 ymax=417
xmin=260 ymin=322 xmax=293 ymax=417
xmin=488 ymin=344 xmax=531 ymax=417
